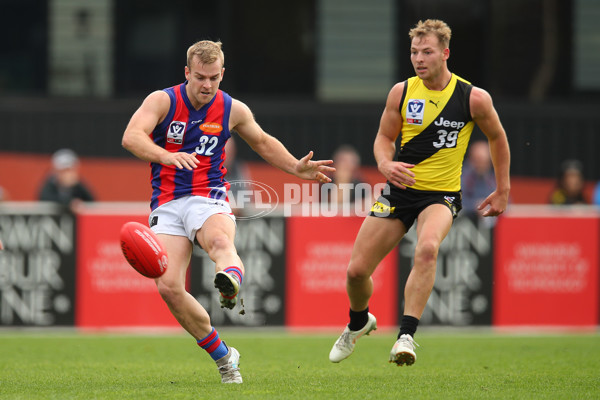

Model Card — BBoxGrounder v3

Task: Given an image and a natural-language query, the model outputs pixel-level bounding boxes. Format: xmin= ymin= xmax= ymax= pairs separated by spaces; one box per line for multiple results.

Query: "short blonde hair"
xmin=409 ymin=19 xmax=452 ymax=49
xmin=187 ymin=40 xmax=225 ymax=68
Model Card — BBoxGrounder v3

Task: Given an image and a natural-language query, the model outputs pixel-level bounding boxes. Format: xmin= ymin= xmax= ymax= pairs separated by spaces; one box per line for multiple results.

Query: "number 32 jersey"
xmin=149 ymin=83 xmax=232 ymax=211
xmin=398 ymin=73 xmax=474 ymax=192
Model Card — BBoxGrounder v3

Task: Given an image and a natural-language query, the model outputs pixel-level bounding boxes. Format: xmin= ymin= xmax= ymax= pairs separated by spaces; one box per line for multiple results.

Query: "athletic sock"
xmin=348 ymin=307 xmax=369 ymax=331
xmin=197 ymin=327 xmax=229 ymax=361
xmin=224 ymin=266 xmax=243 ymax=285
xmin=399 ymin=315 xmax=420 ymax=339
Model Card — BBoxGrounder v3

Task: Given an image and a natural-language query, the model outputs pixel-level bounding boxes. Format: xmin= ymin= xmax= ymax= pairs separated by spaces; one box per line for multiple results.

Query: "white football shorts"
xmin=148 ymin=195 xmax=235 ymax=243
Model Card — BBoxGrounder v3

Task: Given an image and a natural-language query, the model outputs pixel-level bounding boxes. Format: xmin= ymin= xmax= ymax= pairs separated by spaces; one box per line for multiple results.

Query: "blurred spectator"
xmin=549 ymin=159 xmax=588 ymax=205
xmin=38 ymin=149 xmax=95 ymax=208
xmin=592 ymin=181 xmax=600 ymax=206
xmin=594 ymin=181 xmax=600 ymax=206
xmin=461 ymin=141 xmax=497 ymax=216
xmin=328 ymin=144 xmax=366 ymax=206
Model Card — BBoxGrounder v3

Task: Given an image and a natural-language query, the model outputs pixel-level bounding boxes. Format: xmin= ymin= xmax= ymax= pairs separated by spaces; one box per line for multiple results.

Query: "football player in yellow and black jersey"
xmin=330 ymin=19 xmax=510 ymax=366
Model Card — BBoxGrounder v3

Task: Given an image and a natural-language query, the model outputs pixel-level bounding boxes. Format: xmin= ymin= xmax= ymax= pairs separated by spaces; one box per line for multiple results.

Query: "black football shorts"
xmin=368 ymin=184 xmax=462 ymax=231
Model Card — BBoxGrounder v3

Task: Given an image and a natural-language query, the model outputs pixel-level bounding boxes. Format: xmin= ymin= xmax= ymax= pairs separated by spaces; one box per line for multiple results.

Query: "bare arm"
xmin=230 ymin=99 xmax=334 ymax=183
xmin=121 ymin=91 xmax=199 ymax=170
xmin=470 ymin=87 xmax=511 ymax=216
xmin=374 ymin=82 xmax=416 ymax=189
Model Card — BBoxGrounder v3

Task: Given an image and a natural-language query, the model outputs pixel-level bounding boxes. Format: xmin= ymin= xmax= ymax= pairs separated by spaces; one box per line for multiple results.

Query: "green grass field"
xmin=0 ymin=329 xmax=599 ymax=399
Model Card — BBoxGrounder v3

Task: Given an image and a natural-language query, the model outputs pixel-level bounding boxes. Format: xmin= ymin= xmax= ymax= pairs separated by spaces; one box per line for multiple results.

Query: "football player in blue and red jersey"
xmin=122 ymin=40 xmax=334 ymax=383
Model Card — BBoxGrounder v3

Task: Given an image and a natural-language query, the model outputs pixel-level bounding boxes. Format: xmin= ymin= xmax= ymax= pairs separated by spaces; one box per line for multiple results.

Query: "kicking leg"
xmin=196 ymin=214 xmax=244 ymax=309
xmin=156 ymin=233 xmax=242 ymax=383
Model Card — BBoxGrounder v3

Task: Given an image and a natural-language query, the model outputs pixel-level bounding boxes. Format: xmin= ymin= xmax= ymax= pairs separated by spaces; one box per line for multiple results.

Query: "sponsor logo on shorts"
xmin=443 ymin=196 xmax=458 ymax=217
xmin=449 ymin=203 xmax=458 ymax=218
xmin=370 ymin=201 xmax=395 ymax=215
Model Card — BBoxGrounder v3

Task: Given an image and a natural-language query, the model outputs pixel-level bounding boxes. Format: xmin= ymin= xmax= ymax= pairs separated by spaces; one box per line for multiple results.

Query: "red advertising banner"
xmin=494 ymin=208 xmax=599 ymax=326
xmin=286 ymin=216 xmax=398 ymax=328
xmin=75 ymin=204 xmax=179 ymax=329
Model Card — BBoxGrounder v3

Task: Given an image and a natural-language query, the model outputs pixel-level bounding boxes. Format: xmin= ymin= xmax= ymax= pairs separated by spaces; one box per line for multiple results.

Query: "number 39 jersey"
xmin=398 ymin=73 xmax=474 ymax=192
xmin=149 ymin=82 xmax=232 ymax=211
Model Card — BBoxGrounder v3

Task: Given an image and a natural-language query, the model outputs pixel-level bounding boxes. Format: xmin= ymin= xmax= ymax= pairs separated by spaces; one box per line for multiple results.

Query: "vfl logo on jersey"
xmin=167 ymin=121 xmax=186 ymax=144
xmin=406 ymin=99 xmax=425 ymax=125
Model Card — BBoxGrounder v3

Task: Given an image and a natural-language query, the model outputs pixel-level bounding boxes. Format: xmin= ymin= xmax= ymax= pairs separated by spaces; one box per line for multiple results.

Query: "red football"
xmin=120 ymin=222 xmax=168 ymax=278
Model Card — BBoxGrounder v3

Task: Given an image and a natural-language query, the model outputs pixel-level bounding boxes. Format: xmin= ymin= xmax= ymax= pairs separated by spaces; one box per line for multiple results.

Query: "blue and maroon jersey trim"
xmin=149 ymin=83 xmax=232 ymax=210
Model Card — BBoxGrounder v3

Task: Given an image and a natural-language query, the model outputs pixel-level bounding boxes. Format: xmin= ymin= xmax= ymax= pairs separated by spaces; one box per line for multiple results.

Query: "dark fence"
xmin=1 ymin=97 xmax=598 ymax=180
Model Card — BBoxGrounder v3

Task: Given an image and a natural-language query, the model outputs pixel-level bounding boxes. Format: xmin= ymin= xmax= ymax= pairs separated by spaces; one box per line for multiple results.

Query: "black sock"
xmin=348 ymin=307 xmax=369 ymax=331
xmin=398 ymin=315 xmax=419 ymax=339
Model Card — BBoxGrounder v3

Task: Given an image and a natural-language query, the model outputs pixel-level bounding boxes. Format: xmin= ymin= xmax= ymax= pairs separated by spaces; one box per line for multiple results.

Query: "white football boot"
xmin=389 ymin=334 xmax=419 ymax=366
xmin=329 ymin=313 xmax=377 ymax=363
xmin=216 ymin=346 xmax=242 ymax=384
xmin=214 ymin=271 xmax=240 ymax=309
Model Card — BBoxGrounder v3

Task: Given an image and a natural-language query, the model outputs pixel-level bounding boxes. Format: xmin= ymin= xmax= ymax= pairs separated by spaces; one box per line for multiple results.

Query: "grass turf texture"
xmin=0 ymin=331 xmax=598 ymax=399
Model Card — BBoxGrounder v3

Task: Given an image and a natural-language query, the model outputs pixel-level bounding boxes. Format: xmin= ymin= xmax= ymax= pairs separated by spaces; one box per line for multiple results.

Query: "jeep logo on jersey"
xmin=434 ymin=117 xmax=466 ymax=130
xmin=406 ymin=99 xmax=425 ymax=125
xmin=200 ymin=122 xmax=223 ymax=134
xmin=167 ymin=121 xmax=186 ymax=144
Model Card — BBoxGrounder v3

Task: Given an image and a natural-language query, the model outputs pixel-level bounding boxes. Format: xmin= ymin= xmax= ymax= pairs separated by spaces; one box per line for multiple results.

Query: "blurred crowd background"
xmin=1 ymin=0 xmax=599 ymax=203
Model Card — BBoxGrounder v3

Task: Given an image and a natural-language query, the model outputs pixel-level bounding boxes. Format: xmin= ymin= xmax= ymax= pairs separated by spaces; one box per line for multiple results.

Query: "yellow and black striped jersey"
xmin=397 ymin=73 xmax=474 ymax=192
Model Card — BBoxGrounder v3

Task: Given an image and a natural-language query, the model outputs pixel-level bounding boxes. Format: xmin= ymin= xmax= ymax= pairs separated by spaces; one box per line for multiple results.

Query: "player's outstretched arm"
xmin=293 ymin=151 xmax=335 ymax=182
xmin=470 ymin=87 xmax=511 ymax=216
xmin=122 ymin=91 xmax=199 ymax=170
xmin=231 ymin=99 xmax=334 ymax=183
